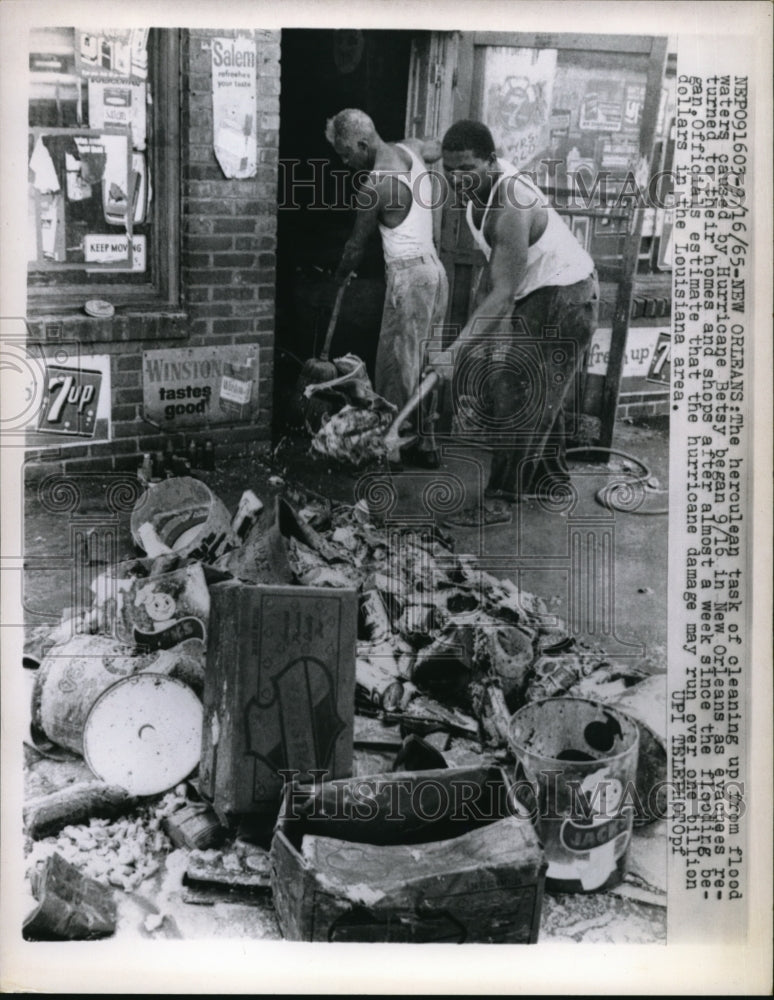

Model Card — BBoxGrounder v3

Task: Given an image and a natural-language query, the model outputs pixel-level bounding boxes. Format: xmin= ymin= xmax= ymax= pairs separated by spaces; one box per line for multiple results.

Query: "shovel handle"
xmin=389 ymin=370 xmax=439 ymax=433
xmin=320 ymin=271 xmax=356 ymax=361
xmin=383 ymin=371 xmax=440 ymax=459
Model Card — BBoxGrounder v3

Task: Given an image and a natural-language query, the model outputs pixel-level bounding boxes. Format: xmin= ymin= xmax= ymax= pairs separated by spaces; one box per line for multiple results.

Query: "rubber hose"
xmin=566 ymin=446 xmax=669 ymax=515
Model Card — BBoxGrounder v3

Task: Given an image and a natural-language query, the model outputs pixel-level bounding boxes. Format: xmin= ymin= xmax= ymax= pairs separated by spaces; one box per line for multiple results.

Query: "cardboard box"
xmin=271 ymin=766 xmax=546 ymax=943
xmin=199 ymin=581 xmax=357 ymax=823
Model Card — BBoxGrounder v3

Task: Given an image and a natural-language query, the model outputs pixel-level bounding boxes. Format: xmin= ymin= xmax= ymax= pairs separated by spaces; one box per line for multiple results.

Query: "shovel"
xmin=382 ymin=370 xmax=440 ymax=463
xmin=297 ymin=271 xmax=356 ymax=386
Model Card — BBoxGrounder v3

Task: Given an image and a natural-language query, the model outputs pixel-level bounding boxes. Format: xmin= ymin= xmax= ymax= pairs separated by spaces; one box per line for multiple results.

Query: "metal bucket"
xmin=508 ymin=696 xmax=640 ymax=894
xmin=609 ymin=675 xmax=667 ymax=825
xmin=34 ymin=634 xmax=148 ymax=755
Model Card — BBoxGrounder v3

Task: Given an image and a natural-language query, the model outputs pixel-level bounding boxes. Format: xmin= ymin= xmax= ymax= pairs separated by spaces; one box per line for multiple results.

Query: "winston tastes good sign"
xmin=142 ymin=346 xmax=259 ymax=427
xmin=211 ymin=36 xmax=258 ymax=179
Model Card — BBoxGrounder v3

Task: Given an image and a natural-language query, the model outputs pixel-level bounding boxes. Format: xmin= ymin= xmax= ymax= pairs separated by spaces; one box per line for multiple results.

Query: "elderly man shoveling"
xmin=325 ymin=108 xmax=449 ymax=469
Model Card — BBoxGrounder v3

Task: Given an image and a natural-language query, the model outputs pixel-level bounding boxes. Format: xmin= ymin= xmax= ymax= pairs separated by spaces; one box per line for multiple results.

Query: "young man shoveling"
xmin=325 ymin=109 xmax=449 ymax=468
xmin=428 ymin=119 xmax=599 ymax=527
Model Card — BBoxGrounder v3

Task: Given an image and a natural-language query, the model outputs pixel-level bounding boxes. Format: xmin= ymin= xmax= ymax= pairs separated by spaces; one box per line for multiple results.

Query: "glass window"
xmin=27 ymin=27 xmax=180 ymax=312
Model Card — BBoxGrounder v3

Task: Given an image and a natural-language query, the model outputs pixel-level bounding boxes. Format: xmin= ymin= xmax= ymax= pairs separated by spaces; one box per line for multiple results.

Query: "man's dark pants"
xmin=455 ymin=272 xmax=599 ymax=500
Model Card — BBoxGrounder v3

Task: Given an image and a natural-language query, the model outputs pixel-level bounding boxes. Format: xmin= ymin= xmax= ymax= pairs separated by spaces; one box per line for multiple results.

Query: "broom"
xmin=297 ymin=271 xmax=356 ymax=386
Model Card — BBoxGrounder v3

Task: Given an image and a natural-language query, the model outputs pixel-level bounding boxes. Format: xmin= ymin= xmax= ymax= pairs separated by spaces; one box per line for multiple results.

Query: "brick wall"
xmin=24 ymin=28 xmax=280 ymax=478
xmin=617 ymin=392 xmax=670 ymax=422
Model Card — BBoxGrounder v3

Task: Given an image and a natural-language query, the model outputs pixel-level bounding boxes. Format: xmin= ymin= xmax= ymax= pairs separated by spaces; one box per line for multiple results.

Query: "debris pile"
xmin=26 ymin=800 xmax=173 ymax=893
xmin=273 ymin=499 xmax=649 ymax=746
xmin=25 ymin=477 xmax=656 ymax=770
xmin=310 ymin=403 xmax=395 ymax=465
xmin=22 ymin=471 xmax=666 ymax=942
xmin=300 ymin=353 xmax=398 ymax=465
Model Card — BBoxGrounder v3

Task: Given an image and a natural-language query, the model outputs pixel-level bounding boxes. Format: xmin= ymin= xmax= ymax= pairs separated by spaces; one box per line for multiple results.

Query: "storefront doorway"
xmin=274 ymin=28 xmax=415 ymax=431
xmin=273 ymin=29 xmax=670 ymax=448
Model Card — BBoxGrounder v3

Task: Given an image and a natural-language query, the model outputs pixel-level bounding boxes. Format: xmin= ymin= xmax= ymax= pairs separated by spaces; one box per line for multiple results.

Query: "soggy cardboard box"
xmin=199 ymin=581 xmax=357 ymax=823
xmin=271 ymin=766 xmax=546 ymax=943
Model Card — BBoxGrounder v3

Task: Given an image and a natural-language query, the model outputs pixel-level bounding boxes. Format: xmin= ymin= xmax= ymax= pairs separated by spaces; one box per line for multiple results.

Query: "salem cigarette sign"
xmin=142 ymin=346 xmax=259 ymax=427
xmin=212 ymin=36 xmax=258 ymax=179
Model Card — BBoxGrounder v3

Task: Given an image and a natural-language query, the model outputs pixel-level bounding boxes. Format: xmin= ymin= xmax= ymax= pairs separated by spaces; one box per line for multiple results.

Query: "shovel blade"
xmin=384 ymin=433 xmax=416 ymax=463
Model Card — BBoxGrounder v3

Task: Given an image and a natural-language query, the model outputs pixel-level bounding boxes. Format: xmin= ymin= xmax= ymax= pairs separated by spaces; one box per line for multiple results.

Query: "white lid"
xmin=84 ymin=299 xmax=115 ymax=318
xmin=83 ymin=674 xmax=203 ymax=797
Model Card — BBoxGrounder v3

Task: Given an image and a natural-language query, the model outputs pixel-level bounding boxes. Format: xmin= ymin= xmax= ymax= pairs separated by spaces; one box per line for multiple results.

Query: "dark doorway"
xmin=274 ymin=28 xmax=414 ymax=435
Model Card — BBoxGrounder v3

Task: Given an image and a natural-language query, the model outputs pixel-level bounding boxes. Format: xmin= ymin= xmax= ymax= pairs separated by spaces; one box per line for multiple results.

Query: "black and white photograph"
xmin=1 ymin=1 xmax=771 ymax=994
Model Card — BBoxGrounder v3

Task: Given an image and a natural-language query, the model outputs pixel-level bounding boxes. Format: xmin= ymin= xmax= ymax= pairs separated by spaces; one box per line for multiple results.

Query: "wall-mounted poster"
xmin=84 ymin=234 xmax=146 ymax=271
xmin=480 ymin=47 xmax=557 ymax=169
xmin=29 ymin=27 xmax=78 ymax=78
xmin=87 ymin=79 xmax=147 ymax=149
xmin=75 ymin=28 xmax=148 ymax=80
xmin=587 ymin=326 xmax=670 ymax=379
xmin=646 ymin=331 xmax=671 ymax=385
xmin=211 ymin=36 xmax=258 ymax=179
xmin=624 ymin=82 xmax=646 ymax=127
xmin=579 ymin=77 xmax=625 ymax=132
xmin=28 ymin=127 xmax=135 ymax=269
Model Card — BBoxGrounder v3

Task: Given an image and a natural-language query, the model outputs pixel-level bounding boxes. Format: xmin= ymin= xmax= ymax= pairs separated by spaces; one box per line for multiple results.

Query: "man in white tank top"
xmin=326 ymin=109 xmax=449 ymax=467
xmin=430 ymin=119 xmax=599 ymax=525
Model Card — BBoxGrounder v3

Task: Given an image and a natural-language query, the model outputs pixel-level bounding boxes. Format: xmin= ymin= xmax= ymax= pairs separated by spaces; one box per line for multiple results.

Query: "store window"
xmin=27 ymin=27 xmax=180 ymax=313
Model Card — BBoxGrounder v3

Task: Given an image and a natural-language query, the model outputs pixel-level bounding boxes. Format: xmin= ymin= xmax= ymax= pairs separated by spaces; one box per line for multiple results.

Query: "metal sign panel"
xmin=142 ymin=345 xmax=259 ymax=427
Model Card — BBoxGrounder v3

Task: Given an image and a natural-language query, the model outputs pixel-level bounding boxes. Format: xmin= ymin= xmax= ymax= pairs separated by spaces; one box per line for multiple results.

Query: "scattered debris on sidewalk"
xmin=24 ymin=852 xmax=117 ymax=941
xmin=25 ymin=787 xmax=190 ymax=894
xmin=21 ymin=469 xmax=667 ymax=943
xmin=183 ymin=844 xmax=272 ymax=904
